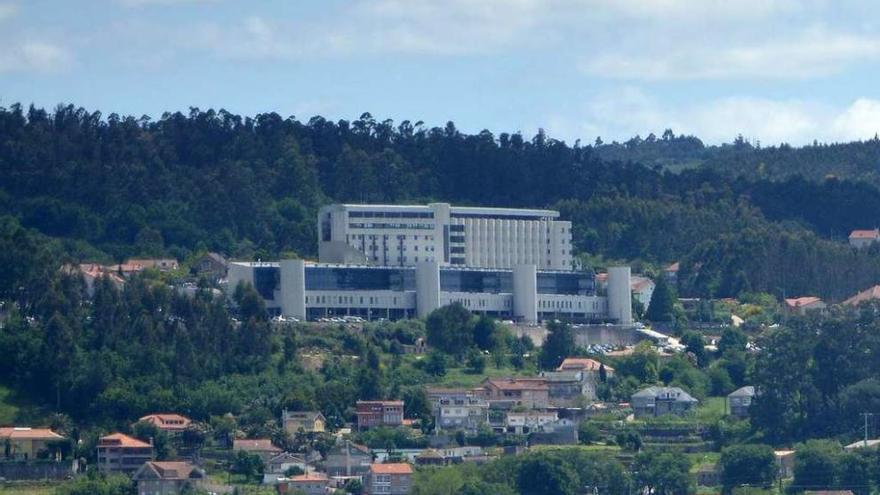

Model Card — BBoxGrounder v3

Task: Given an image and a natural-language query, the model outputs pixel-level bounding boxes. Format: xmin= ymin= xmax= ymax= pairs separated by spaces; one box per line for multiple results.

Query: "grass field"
xmin=0 ymin=482 xmax=58 ymax=495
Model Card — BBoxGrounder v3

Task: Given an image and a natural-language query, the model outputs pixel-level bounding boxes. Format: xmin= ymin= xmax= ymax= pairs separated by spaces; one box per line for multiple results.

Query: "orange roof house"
xmin=138 ymin=413 xmax=192 ymax=433
xmin=843 ymin=286 xmax=880 ymax=307
xmin=0 ymin=427 xmax=65 ymax=460
xmin=556 ymin=357 xmax=614 ymax=373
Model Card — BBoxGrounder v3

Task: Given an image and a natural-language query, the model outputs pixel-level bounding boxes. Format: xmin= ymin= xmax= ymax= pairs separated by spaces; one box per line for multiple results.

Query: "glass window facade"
xmin=536 ymin=272 xmax=595 ymax=295
xmin=253 ymin=266 xmax=280 ymax=300
xmin=305 ymin=266 xmax=416 ymax=291
xmin=440 ymin=270 xmax=513 ymax=293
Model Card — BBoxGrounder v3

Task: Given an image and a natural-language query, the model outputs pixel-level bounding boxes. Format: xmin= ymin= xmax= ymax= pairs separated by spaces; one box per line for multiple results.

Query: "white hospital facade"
xmin=229 ymin=203 xmax=632 ymax=325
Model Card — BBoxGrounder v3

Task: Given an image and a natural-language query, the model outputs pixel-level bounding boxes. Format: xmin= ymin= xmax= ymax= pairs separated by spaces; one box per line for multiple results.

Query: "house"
xmin=479 ymin=378 xmax=550 ymax=409
xmin=844 ymin=439 xmax=880 ymax=450
xmin=631 ymin=276 xmax=656 ymax=309
xmin=277 ymin=473 xmax=332 ymax=495
xmin=505 ymin=411 xmax=558 ymax=434
xmin=325 ymin=441 xmax=372 ymax=477
xmin=849 ymin=229 xmax=880 ymax=248
xmin=663 ymin=262 xmax=680 ymax=285
xmin=540 ymin=369 xmax=604 ymax=405
xmin=727 ymin=386 xmax=756 ymax=418
xmin=415 ymin=449 xmax=446 ymax=466
xmin=426 ymin=388 xmax=489 ymax=433
xmin=127 ymin=258 xmax=180 ymax=272
xmin=0 ymin=427 xmax=65 ymax=460
xmin=194 ymin=252 xmax=228 ymax=281
xmin=843 ymin=285 xmax=880 ymax=307
xmin=364 ymin=463 xmax=413 ymax=495
xmin=97 ymin=433 xmax=154 ymax=474
xmin=356 ymin=400 xmax=404 ymax=430
xmin=132 ymin=461 xmax=205 ymax=495
xmin=775 ymin=450 xmax=795 ymax=479
xmin=138 ymin=414 xmax=192 ymax=434
xmin=263 ymin=452 xmax=309 ymax=485
xmin=76 ymin=264 xmax=125 ymax=297
xmin=784 ymin=297 xmax=826 ymax=315
xmin=557 ymin=357 xmax=614 ymax=376
xmin=529 ymin=418 xmax=579 ymax=446
xmin=282 ymin=410 xmax=326 ymax=435
xmin=233 ymin=439 xmax=282 ymax=462
xmin=631 ymin=386 xmax=698 ymax=418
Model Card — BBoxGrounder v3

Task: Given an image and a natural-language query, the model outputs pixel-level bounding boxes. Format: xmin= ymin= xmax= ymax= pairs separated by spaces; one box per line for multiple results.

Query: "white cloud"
xmin=544 ymin=88 xmax=880 ymax=145
xmin=0 ymin=41 xmax=72 ymax=73
xmin=584 ymin=30 xmax=880 ymax=80
xmin=0 ymin=3 xmax=17 ymax=22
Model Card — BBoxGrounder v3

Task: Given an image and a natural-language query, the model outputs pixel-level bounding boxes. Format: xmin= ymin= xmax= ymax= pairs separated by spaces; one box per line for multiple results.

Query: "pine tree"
xmin=646 ymin=277 xmax=676 ymax=322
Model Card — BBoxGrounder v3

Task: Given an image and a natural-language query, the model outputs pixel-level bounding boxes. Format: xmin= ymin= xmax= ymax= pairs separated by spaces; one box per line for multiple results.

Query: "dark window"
xmin=449 ymin=224 xmax=465 ymax=232
xmin=253 ymin=266 xmax=280 ymax=300
xmin=450 ymin=235 xmax=465 ymax=243
xmin=305 ymin=266 xmax=416 ymax=291
xmin=450 ymin=246 xmax=465 ymax=254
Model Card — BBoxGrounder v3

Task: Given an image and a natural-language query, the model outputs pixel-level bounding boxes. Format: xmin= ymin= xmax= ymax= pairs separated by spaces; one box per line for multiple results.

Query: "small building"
xmin=528 ymin=418 xmax=579 ymax=446
xmin=97 ymin=433 xmax=154 ymax=475
xmin=194 ymin=252 xmax=228 ymax=281
xmin=631 ymin=386 xmax=698 ymax=418
xmin=127 ymin=258 xmax=180 ymax=272
xmin=479 ymin=378 xmax=550 ymax=409
xmin=0 ymin=427 xmax=65 ymax=460
xmin=233 ymin=439 xmax=282 ymax=463
xmin=415 ymin=449 xmax=446 ymax=466
xmin=849 ymin=229 xmax=880 ymax=248
xmin=784 ymin=297 xmax=826 ymax=315
xmin=263 ymin=452 xmax=309 ymax=485
xmin=132 ymin=461 xmax=205 ymax=495
xmin=365 ymin=463 xmax=413 ymax=495
xmin=282 ymin=410 xmax=326 ymax=435
xmin=325 ymin=441 xmax=372 ymax=477
xmin=663 ymin=262 xmax=679 ymax=286
xmin=844 ymin=439 xmax=880 ymax=450
xmin=138 ymin=414 xmax=192 ymax=434
xmin=356 ymin=400 xmax=404 ymax=430
xmin=426 ymin=388 xmax=489 ymax=433
xmin=775 ymin=450 xmax=795 ymax=479
xmin=505 ymin=411 xmax=558 ymax=434
xmin=631 ymin=276 xmax=656 ymax=309
xmin=76 ymin=264 xmax=125 ymax=297
xmin=727 ymin=386 xmax=756 ymax=418
xmin=842 ymin=285 xmax=880 ymax=307
xmin=277 ymin=473 xmax=332 ymax=495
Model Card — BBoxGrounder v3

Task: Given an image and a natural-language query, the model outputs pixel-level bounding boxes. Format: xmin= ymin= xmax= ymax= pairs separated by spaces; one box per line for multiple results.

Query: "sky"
xmin=2 ymin=0 xmax=880 ymax=146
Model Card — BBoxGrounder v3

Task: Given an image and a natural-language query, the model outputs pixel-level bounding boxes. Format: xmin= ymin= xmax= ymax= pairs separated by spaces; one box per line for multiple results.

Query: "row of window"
xmin=307 ymin=295 xmax=401 ymax=305
xmin=348 ymin=210 xmax=434 ymax=219
xmin=348 ymin=222 xmax=434 ymax=230
xmin=351 ymin=234 xmax=435 ymax=241
xmin=538 ymin=299 xmax=601 ymax=310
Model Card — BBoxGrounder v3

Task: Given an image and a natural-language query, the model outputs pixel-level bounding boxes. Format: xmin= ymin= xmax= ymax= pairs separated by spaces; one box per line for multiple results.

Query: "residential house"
xmin=277 ymin=473 xmax=332 ymax=495
xmin=415 ymin=449 xmax=446 ymax=466
xmin=784 ymin=297 xmax=826 ymax=315
xmin=194 ymin=252 xmax=228 ymax=281
xmin=557 ymin=357 xmax=614 ymax=376
xmin=727 ymin=386 xmax=756 ymax=418
xmin=282 ymin=410 xmax=326 ymax=436
xmin=127 ymin=258 xmax=180 ymax=272
xmin=426 ymin=388 xmax=488 ymax=433
xmin=529 ymin=418 xmax=578 ymax=446
xmin=356 ymin=400 xmax=404 ymax=430
xmin=263 ymin=452 xmax=308 ymax=485
xmin=325 ymin=441 xmax=372 ymax=477
xmin=97 ymin=433 xmax=154 ymax=475
xmin=663 ymin=262 xmax=679 ymax=286
xmin=631 ymin=276 xmax=656 ymax=309
xmin=843 ymin=285 xmax=880 ymax=307
xmin=364 ymin=463 xmax=413 ymax=495
xmin=0 ymin=427 xmax=65 ymax=460
xmin=539 ymin=370 xmax=596 ymax=406
xmin=132 ymin=461 xmax=205 ymax=495
xmin=233 ymin=439 xmax=282 ymax=463
xmin=849 ymin=229 xmax=880 ymax=248
xmin=138 ymin=414 xmax=192 ymax=434
xmin=631 ymin=387 xmax=698 ymax=418
xmin=775 ymin=450 xmax=795 ymax=479
xmin=505 ymin=411 xmax=558 ymax=434
xmin=844 ymin=439 xmax=880 ymax=450
xmin=479 ymin=378 xmax=550 ymax=409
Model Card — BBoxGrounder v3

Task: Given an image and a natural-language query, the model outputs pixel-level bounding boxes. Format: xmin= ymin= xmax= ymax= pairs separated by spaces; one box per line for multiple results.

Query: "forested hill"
xmin=5 ymin=103 xmax=880 ymax=299
xmin=594 ymin=131 xmax=880 ymax=186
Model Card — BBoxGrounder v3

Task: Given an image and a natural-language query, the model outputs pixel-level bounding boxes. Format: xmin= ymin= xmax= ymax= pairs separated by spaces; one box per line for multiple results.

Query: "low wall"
xmin=509 ymin=324 xmax=638 ymax=347
xmin=0 ymin=460 xmax=75 ymax=480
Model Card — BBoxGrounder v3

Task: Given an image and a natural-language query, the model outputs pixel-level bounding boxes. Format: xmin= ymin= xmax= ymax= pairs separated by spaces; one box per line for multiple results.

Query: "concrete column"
xmin=279 ymin=259 xmax=306 ymax=320
xmin=513 ymin=264 xmax=538 ymax=324
xmin=416 ymin=261 xmax=441 ymax=318
xmin=607 ymin=265 xmax=633 ymax=325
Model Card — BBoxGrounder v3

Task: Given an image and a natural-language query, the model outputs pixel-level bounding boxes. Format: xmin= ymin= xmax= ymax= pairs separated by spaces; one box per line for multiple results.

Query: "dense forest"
xmin=4 ymin=103 xmax=880 ymax=300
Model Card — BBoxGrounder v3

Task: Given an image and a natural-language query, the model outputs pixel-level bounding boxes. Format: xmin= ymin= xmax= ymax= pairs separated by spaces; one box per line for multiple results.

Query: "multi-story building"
xmin=505 ymin=411 xmax=558 ymax=434
xmin=479 ymin=378 xmax=550 ymax=409
xmin=426 ymin=388 xmax=489 ymax=433
xmin=96 ymin=433 xmax=154 ymax=475
xmin=631 ymin=387 xmax=699 ymax=418
xmin=356 ymin=400 xmax=404 ymax=430
xmin=228 ymin=260 xmax=632 ymax=325
xmin=364 ymin=463 xmax=413 ymax=495
xmin=318 ymin=203 xmax=573 ymax=271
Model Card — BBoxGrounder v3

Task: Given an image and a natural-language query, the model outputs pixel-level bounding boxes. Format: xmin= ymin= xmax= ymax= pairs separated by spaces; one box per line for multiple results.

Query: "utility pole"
xmin=863 ymin=412 xmax=874 ymax=447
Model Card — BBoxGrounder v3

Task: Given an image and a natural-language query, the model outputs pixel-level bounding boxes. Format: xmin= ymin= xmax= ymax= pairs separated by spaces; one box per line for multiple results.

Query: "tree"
xmin=578 ymin=421 xmax=601 ymax=444
xmin=681 ymin=331 xmax=708 ymax=367
xmin=465 ymin=348 xmax=487 ymax=374
xmin=646 ymin=277 xmax=676 ymax=322
xmin=516 ymin=453 xmax=578 ymax=495
xmin=539 ymin=321 xmax=574 ymax=370
xmin=424 ymin=351 xmax=447 ymax=376
xmin=473 ymin=315 xmax=497 ymax=351
xmin=133 ymin=421 xmax=173 ymax=460
xmin=719 ymin=444 xmax=776 ymax=493
xmin=633 ymin=451 xmax=693 ymax=495
xmin=232 ymin=450 xmax=264 ymax=482
xmin=426 ymin=303 xmax=474 ymax=356
xmin=792 ymin=440 xmax=840 ymax=492
xmin=718 ymin=327 xmax=747 ymax=356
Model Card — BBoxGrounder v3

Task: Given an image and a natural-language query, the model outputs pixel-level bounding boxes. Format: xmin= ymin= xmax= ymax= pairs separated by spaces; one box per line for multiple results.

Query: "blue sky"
xmin=2 ymin=0 xmax=880 ymax=145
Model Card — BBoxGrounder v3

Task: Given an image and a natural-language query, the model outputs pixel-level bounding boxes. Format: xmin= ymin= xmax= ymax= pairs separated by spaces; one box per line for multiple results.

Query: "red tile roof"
xmin=0 ymin=427 xmax=64 ymax=440
xmin=138 ymin=413 xmax=192 ymax=431
xmin=99 ymin=433 xmax=152 ymax=448
xmin=557 ymin=357 xmax=614 ymax=372
xmin=784 ymin=297 xmax=823 ymax=308
xmin=664 ymin=262 xmax=680 ymax=273
xmin=370 ymin=463 xmax=413 ymax=475
xmin=850 ymin=229 xmax=880 ymax=239
xmin=843 ymin=285 xmax=880 ymax=306
xmin=138 ymin=461 xmax=201 ymax=480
